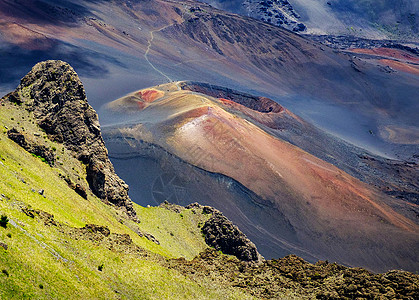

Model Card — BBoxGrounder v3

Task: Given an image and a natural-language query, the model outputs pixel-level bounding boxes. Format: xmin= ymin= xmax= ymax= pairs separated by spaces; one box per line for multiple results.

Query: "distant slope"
xmin=203 ymin=0 xmax=419 ymax=40
xmin=0 ymin=0 xmax=418 ymax=161
xmin=103 ymin=81 xmax=419 ymax=273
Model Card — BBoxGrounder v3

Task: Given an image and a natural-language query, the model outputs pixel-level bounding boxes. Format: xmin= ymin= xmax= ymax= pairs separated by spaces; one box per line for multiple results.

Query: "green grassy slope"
xmin=0 ymin=100 xmax=253 ymax=299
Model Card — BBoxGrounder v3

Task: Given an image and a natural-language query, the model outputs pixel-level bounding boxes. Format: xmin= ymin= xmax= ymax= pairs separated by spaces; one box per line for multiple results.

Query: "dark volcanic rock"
xmin=0 ymin=242 xmax=8 ymax=250
xmin=159 ymin=200 xmax=185 ymax=213
xmin=170 ymin=248 xmax=419 ymax=299
xmin=7 ymin=128 xmax=55 ymax=166
xmin=3 ymin=60 xmax=137 ymax=220
xmin=201 ymin=206 xmax=263 ymax=264
xmin=74 ymin=183 xmax=88 ymax=199
xmin=82 ymin=224 xmax=111 ymax=237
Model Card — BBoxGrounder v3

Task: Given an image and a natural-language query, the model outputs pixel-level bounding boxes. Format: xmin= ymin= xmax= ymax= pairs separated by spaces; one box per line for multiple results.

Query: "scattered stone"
xmin=0 ymin=242 xmax=8 ymax=250
xmin=134 ymin=228 xmax=144 ymax=237
xmin=380 ymin=65 xmax=396 ymax=73
xmin=144 ymin=233 xmax=160 ymax=245
xmin=159 ymin=200 xmax=184 ymax=213
xmin=21 ymin=207 xmax=36 ymax=218
xmin=21 ymin=206 xmax=57 ymax=226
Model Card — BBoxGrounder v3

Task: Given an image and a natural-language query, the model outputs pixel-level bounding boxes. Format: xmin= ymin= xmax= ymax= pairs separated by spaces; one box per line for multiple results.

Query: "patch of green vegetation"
xmin=31 ymin=153 xmax=48 ymax=164
xmin=136 ymin=205 xmax=210 ymax=260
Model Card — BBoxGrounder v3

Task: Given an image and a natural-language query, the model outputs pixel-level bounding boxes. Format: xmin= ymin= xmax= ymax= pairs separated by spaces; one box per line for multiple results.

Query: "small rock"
xmin=144 ymin=233 xmax=160 ymax=245
xmin=31 ymin=188 xmax=36 ymax=193
xmin=0 ymin=242 xmax=8 ymax=250
xmin=74 ymin=184 xmax=87 ymax=199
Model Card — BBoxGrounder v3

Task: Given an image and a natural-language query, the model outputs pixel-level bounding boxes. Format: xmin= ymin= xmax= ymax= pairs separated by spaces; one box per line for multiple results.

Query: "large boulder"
xmin=188 ymin=202 xmax=263 ymax=264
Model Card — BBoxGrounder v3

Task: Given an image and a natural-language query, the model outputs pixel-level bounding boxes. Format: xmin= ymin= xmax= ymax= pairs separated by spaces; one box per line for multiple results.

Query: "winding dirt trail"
xmin=144 ymin=24 xmax=174 ymax=82
xmin=144 ymin=4 xmax=189 ymax=84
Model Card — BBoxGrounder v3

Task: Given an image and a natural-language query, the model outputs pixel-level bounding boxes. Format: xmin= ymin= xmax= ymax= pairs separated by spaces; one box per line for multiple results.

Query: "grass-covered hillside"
xmin=0 ymin=95 xmax=253 ymax=299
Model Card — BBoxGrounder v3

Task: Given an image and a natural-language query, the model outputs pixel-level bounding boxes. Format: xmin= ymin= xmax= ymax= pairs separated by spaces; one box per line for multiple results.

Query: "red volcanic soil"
xmin=351 ymin=47 xmax=419 ymax=63
xmin=219 ymin=97 xmax=237 ymax=106
xmin=138 ymin=89 xmax=163 ymax=102
xmin=350 ymin=48 xmax=419 ymax=76
xmin=379 ymin=59 xmax=419 ymax=76
xmin=133 ymin=89 xmax=164 ymax=110
xmin=106 ymin=89 xmax=164 ymax=112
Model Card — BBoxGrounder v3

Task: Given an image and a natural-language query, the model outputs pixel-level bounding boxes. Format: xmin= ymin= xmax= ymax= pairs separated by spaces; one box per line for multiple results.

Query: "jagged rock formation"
xmin=202 ymin=213 xmax=263 ymax=263
xmin=243 ymin=0 xmax=306 ymax=32
xmin=186 ymin=203 xmax=263 ymax=264
xmin=2 ymin=60 xmax=137 ymax=220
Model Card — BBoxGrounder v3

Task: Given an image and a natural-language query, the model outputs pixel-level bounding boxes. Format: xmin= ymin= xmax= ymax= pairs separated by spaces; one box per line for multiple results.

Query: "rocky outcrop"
xmin=170 ymin=248 xmax=419 ymax=299
xmin=185 ymin=203 xmax=263 ymax=264
xmin=159 ymin=200 xmax=186 ymax=213
xmin=3 ymin=60 xmax=137 ymax=220
xmin=243 ymin=0 xmax=305 ymax=32
xmin=202 ymin=213 xmax=264 ymax=263
xmin=7 ymin=128 xmax=55 ymax=166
